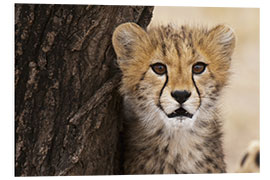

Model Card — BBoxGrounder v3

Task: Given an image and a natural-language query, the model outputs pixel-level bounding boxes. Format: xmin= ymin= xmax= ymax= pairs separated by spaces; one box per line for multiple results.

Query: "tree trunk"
xmin=15 ymin=4 xmax=153 ymax=176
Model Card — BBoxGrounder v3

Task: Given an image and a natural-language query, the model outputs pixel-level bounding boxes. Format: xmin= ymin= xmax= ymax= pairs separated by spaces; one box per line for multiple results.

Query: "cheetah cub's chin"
xmin=113 ymin=22 xmax=235 ymax=174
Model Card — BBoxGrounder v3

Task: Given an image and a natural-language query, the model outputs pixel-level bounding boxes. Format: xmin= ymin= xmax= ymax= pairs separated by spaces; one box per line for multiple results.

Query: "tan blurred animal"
xmin=112 ymin=22 xmax=235 ymax=174
xmin=236 ymin=140 xmax=260 ymax=173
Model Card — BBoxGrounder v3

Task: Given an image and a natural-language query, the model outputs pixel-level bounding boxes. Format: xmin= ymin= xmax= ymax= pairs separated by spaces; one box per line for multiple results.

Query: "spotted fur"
xmin=112 ymin=22 xmax=235 ymax=174
xmin=236 ymin=140 xmax=260 ymax=173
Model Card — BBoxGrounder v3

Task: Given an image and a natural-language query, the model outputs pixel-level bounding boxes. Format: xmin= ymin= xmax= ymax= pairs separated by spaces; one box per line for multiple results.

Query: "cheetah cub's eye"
xmin=151 ymin=63 xmax=167 ymax=75
xmin=192 ymin=62 xmax=208 ymax=74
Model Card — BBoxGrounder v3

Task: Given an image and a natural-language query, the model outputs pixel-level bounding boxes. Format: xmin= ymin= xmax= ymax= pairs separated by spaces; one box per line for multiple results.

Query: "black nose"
xmin=171 ymin=90 xmax=191 ymax=104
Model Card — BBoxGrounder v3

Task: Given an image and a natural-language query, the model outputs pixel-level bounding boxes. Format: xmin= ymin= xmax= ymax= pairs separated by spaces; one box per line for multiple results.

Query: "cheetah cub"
xmin=112 ymin=23 xmax=235 ymax=174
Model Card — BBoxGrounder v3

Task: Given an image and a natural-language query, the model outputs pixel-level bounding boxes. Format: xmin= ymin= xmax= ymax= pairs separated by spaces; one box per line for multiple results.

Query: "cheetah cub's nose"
xmin=171 ymin=90 xmax=191 ymax=104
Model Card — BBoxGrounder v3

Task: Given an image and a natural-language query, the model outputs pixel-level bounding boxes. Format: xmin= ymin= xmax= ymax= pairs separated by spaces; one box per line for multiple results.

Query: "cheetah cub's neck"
xmin=112 ymin=23 xmax=235 ymax=174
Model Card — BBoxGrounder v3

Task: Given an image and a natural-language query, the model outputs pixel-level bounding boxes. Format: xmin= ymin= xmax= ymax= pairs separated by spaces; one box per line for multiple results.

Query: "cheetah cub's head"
xmin=112 ymin=23 xmax=235 ymax=126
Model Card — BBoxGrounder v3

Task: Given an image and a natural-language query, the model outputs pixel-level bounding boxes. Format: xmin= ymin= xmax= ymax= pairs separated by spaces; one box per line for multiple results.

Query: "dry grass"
xmin=150 ymin=6 xmax=260 ymax=172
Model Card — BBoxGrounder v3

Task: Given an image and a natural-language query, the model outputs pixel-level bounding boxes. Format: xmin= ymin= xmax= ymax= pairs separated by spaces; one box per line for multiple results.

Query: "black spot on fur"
xmin=189 ymin=32 xmax=192 ymax=40
xmin=207 ymin=168 xmax=212 ymax=173
xmin=139 ymin=164 xmax=145 ymax=170
xmin=211 ymin=85 xmax=221 ymax=96
xmin=210 ymin=72 xmax=215 ymax=80
xmin=161 ymin=43 xmax=166 ymax=56
xmin=140 ymin=71 xmax=146 ymax=81
xmin=154 ymin=146 xmax=159 ymax=153
xmin=188 ymin=152 xmax=194 ymax=159
xmin=174 ymin=167 xmax=179 ymax=174
xmin=181 ymin=26 xmax=186 ymax=40
xmin=240 ymin=153 xmax=249 ymax=166
xmin=137 ymin=96 xmax=144 ymax=100
xmin=212 ymin=162 xmax=219 ymax=169
xmin=189 ymin=129 xmax=199 ymax=136
xmin=205 ymin=155 xmax=214 ymax=164
xmin=176 ymin=153 xmax=181 ymax=161
xmin=220 ymin=168 xmax=226 ymax=173
xmin=174 ymin=154 xmax=182 ymax=167
xmin=195 ymin=161 xmax=204 ymax=168
xmin=214 ymin=132 xmax=223 ymax=140
xmin=192 ymin=49 xmax=196 ymax=56
xmin=195 ymin=144 xmax=202 ymax=151
xmin=189 ymin=129 xmax=195 ymax=134
xmin=139 ymin=86 xmax=146 ymax=91
xmin=139 ymin=103 xmax=146 ymax=110
xmin=155 ymin=128 xmax=163 ymax=136
xmin=215 ymin=84 xmax=221 ymax=92
xmin=203 ymin=141 xmax=210 ymax=148
xmin=135 ymin=83 xmax=139 ymax=91
xmin=167 ymin=163 xmax=177 ymax=173
xmin=174 ymin=40 xmax=181 ymax=58
xmin=255 ymin=151 xmax=260 ymax=167
xmin=164 ymin=26 xmax=172 ymax=37
xmin=164 ymin=144 xmax=169 ymax=154
xmin=198 ymin=38 xmax=204 ymax=45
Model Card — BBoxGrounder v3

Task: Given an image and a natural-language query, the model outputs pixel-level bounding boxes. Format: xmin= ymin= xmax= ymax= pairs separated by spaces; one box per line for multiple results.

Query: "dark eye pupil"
xmin=194 ymin=65 xmax=203 ymax=71
xmin=156 ymin=65 xmax=164 ymax=71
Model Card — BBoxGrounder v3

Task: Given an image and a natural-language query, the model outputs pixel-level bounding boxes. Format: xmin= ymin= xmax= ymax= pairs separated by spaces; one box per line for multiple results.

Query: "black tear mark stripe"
xmin=192 ymin=75 xmax=201 ymax=107
xmin=157 ymin=73 xmax=169 ymax=111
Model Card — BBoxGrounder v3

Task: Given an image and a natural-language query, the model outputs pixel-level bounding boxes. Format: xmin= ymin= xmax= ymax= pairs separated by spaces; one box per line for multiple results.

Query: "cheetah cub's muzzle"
xmin=167 ymin=90 xmax=193 ymax=118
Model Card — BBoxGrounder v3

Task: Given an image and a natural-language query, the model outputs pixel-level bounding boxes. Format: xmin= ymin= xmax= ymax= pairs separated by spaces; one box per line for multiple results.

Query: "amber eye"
xmin=192 ymin=62 xmax=207 ymax=74
xmin=151 ymin=63 xmax=167 ymax=75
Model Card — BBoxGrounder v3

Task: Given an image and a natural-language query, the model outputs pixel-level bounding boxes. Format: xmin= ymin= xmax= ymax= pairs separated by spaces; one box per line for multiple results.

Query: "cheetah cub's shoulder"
xmin=112 ymin=23 xmax=235 ymax=174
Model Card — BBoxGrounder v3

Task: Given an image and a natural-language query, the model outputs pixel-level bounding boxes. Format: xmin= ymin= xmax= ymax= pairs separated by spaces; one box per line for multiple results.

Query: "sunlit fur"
xmin=112 ymin=22 xmax=235 ymax=174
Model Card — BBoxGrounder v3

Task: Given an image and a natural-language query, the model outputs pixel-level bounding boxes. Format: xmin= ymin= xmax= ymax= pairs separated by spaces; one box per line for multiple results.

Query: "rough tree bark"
xmin=15 ymin=4 xmax=153 ymax=176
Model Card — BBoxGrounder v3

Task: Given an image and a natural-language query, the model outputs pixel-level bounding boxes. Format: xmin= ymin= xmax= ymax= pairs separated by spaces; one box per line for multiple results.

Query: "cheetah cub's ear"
xmin=206 ymin=24 xmax=236 ymax=60
xmin=112 ymin=22 xmax=149 ymax=63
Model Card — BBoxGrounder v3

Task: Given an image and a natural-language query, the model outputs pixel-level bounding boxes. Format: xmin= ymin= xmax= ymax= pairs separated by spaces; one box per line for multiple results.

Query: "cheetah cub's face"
xmin=112 ymin=23 xmax=235 ymax=126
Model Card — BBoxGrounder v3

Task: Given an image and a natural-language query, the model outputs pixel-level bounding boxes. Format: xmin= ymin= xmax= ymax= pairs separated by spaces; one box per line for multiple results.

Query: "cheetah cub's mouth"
xmin=167 ymin=107 xmax=193 ymax=119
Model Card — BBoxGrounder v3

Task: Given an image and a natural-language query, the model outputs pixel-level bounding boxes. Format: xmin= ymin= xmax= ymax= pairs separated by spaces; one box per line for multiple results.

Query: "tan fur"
xmin=112 ymin=22 xmax=235 ymax=174
xmin=236 ymin=140 xmax=260 ymax=173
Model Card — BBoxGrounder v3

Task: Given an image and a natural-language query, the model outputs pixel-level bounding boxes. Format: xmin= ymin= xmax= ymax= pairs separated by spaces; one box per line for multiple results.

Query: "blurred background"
xmin=150 ymin=7 xmax=260 ymax=172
